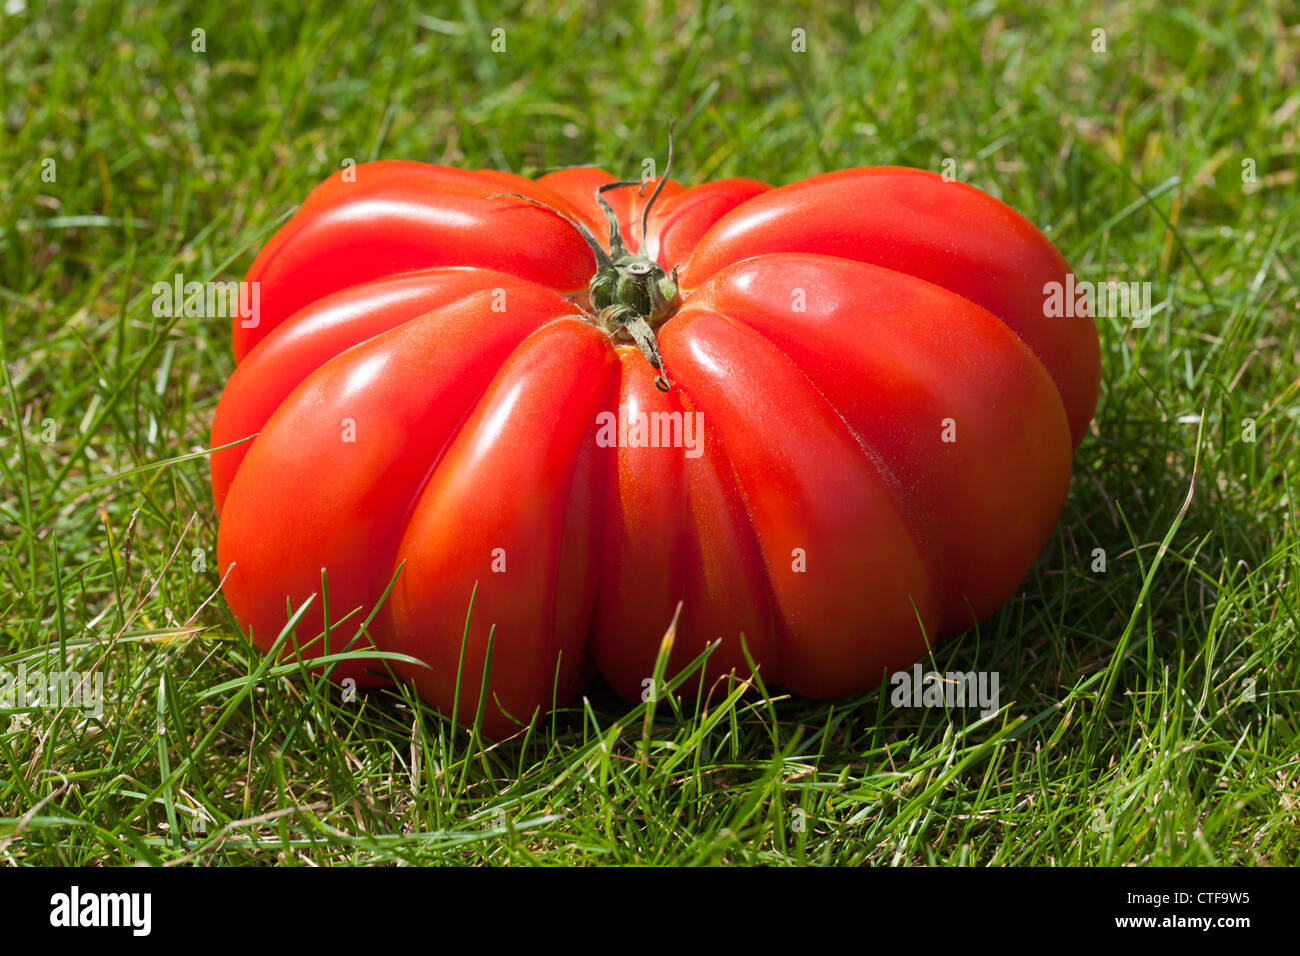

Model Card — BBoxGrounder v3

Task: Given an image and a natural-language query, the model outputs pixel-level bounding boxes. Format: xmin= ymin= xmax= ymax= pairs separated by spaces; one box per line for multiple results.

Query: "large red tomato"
xmin=212 ymin=157 xmax=1099 ymax=738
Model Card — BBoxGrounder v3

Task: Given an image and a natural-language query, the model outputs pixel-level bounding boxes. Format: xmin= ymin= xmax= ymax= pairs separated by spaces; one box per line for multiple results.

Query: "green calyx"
xmin=583 ymin=176 xmax=680 ymax=391
xmin=489 ymin=122 xmax=680 ymax=391
xmin=582 ymin=127 xmax=680 ymax=392
xmin=589 ymin=255 xmax=679 ymax=329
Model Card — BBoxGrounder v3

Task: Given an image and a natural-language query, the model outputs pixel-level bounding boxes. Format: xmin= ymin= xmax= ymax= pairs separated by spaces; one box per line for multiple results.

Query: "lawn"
xmin=1 ymin=0 xmax=1297 ymax=865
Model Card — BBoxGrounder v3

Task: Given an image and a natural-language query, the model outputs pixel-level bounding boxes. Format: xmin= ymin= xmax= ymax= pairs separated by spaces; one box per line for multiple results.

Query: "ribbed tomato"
xmin=211 ymin=157 xmax=1099 ymax=737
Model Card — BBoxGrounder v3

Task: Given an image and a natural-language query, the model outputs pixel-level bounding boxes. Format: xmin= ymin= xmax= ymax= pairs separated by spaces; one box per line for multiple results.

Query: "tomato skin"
xmin=210 ymin=266 xmax=529 ymax=513
xmin=216 ymin=285 xmax=581 ymax=686
xmin=685 ymin=253 xmax=1073 ymax=634
xmin=681 ymin=167 xmax=1099 ymax=449
xmin=383 ymin=320 xmax=618 ymax=735
xmin=589 ymin=351 xmax=777 ymax=702
xmin=214 ymin=161 xmax=1100 ymax=735
xmin=644 ymin=178 xmax=771 ymax=268
xmin=658 ymin=307 xmax=942 ymax=696
xmin=235 ymin=162 xmax=605 ymax=360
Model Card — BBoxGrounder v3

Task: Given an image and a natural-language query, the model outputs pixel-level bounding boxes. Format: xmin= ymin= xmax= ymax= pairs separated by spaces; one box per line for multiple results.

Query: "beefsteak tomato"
xmin=211 ymin=154 xmax=1099 ymax=738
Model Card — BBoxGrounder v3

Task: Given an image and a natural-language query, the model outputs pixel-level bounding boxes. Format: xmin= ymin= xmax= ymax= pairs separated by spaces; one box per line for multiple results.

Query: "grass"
xmin=1 ymin=0 xmax=1297 ymax=865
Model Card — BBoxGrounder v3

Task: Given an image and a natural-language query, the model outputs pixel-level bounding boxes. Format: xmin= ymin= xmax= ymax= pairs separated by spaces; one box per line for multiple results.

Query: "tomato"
xmin=212 ymin=157 xmax=1099 ymax=737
